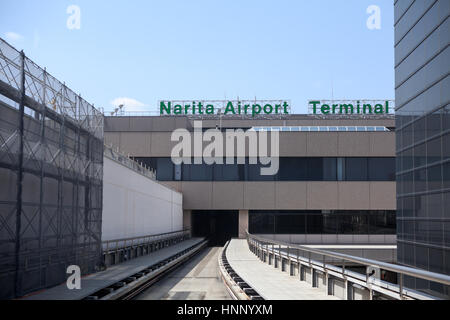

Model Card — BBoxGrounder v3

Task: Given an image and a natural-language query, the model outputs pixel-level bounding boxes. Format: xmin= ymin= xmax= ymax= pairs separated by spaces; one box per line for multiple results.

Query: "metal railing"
xmin=104 ymin=143 xmax=156 ymax=180
xmin=102 ymin=229 xmax=190 ymax=252
xmin=246 ymin=231 xmax=450 ymax=300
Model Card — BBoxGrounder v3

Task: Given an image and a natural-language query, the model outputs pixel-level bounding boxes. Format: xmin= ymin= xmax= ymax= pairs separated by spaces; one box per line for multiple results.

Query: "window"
xmin=213 ymin=162 xmax=241 ymax=181
xmin=142 ymin=157 xmax=395 ymax=181
xmin=346 ymin=158 xmax=368 ymax=181
xmin=278 ymin=158 xmax=307 ymax=180
xmin=249 ymin=210 xmax=396 ymax=235
xmin=306 ymin=213 xmax=323 ymax=233
xmin=156 ymin=158 xmax=174 ymax=180
xmin=368 ymin=158 xmax=395 ymax=181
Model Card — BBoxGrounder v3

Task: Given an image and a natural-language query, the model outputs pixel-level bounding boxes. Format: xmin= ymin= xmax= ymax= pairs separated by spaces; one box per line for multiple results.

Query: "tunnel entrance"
xmin=191 ymin=210 xmax=238 ymax=246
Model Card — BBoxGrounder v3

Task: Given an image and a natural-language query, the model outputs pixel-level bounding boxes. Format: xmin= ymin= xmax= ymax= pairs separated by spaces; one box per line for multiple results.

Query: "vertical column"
xmin=14 ymin=50 xmax=26 ymax=297
xmin=183 ymin=210 xmax=191 ymax=234
xmin=238 ymin=209 xmax=248 ymax=239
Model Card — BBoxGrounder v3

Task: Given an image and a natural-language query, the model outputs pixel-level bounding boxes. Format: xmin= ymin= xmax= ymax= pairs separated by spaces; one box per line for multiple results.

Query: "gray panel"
xmin=395 ymin=18 xmax=450 ymax=88
xmin=395 ymin=1 xmax=449 ymax=66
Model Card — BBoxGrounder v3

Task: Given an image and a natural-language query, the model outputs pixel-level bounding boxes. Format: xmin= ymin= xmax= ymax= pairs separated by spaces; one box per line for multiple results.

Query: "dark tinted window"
xmin=156 ymin=158 xmax=173 ymax=180
xmin=278 ymin=158 xmax=307 ymax=180
xmin=346 ymin=158 xmax=368 ymax=181
xmin=139 ymin=157 xmax=395 ymax=181
xmin=368 ymin=158 xmax=395 ymax=181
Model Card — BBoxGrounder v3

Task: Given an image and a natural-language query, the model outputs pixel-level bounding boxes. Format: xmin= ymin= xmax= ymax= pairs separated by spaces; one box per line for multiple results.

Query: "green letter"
xmin=309 ymin=101 xmax=320 ymax=114
xmin=374 ymin=104 xmax=383 ymax=114
xmin=224 ymin=101 xmax=235 ymax=115
xmin=263 ymin=104 xmax=273 ymax=114
xmin=321 ymin=104 xmax=330 ymax=114
xmin=206 ymin=104 xmax=214 ymax=114
xmin=282 ymin=101 xmax=289 ymax=114
xmin=363 ymin=104 xmax=372 ymax=114
xmin=340 ymin=104 xmax=354 ymax=114
xmin=252 ymin=104 xmax=261 ymax=116
xmin=174 ymin=104 xmax=182 ymax=114
xmin=160 ymin=101 xmax=171 ymax=115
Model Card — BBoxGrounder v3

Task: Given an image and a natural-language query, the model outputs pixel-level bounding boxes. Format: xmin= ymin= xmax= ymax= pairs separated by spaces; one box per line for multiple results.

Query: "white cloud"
xmin=110 ymin=97 xmax=148 ymax=112
xmin=4 ymin=31 xmax=24 ymax=42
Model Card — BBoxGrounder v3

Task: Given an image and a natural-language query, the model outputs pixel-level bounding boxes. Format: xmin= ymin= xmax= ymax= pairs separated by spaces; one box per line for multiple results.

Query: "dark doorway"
xmin=191 ymin=210 xmax=238 ymax=246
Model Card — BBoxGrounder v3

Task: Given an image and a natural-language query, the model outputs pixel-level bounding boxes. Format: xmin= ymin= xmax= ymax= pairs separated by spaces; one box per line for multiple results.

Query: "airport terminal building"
xmin=104 ymin=113 xmax=396 ymax=246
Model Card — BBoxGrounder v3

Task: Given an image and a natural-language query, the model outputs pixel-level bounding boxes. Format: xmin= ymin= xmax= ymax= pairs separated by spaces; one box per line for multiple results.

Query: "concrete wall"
xmin=102 ymin=156 xmax=183 ymax=241
xmin=160 ymin=181 xmax=396 ymax=211
xmin=104 ymin=131 xmax=396 ymax=157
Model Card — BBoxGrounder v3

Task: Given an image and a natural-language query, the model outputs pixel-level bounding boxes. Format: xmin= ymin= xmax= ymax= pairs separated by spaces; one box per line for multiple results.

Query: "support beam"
xmin=238 ymin=210 xmax=248 ymax=239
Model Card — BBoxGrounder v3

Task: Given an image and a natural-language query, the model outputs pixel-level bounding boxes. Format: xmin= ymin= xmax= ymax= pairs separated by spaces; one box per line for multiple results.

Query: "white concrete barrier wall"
xmin=102 ymin=156 xmax=183 ymax=241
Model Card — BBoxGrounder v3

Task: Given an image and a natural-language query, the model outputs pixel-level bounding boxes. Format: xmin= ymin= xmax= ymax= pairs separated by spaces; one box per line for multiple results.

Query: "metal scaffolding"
xmin=0 ymin=37 xmax=104 ymax=299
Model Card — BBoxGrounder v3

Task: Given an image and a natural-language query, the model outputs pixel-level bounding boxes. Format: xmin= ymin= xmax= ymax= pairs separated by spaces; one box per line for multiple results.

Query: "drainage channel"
xmin=219 ymin=240 xmax=264 ymax=300
xmin=82 ymin=240 xmax=208 ymax=300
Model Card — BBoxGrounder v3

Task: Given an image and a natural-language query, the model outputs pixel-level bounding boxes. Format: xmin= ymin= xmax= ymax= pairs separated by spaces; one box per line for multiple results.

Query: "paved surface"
xmin=136 ymin=247 xmax=231 ymax=300
xmin=226 ymin=239 xmax=340 ymax=300
xmin=22 ymin=238 xmax=205 ymax=300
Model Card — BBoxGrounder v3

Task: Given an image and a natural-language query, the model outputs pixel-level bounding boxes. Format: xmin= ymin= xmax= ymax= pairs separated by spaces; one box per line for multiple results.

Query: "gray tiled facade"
xmin=394 ymin=0 xmax=450 ymax=297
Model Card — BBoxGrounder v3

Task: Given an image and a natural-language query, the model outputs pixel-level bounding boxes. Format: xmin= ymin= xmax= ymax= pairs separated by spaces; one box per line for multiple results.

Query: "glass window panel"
xmin=427 ymin=193 xmax=443 ymax=218
xmin=402 ymin=148 xmax=413 ymax=171
xmin=426 ymin=110 xmax=442 ymax=139
xmin=278 ymin=158 xmax=308 ymax=180
xmin=443 ymin=105 xmax=450 ymax=131
xmin=247 ymin=162 xmax=275 ymax=181
xmin=442 ymin=132 xmax=450 ymax=160
xmin=156 ymin=157 xmax=174 ymax=180
xmin=249 ymin=212 xmax=274 ymax=234
xmin=415 ymin=194 xmax=428 ymax=217
xmin=403 ymin=123 xmax=413 ymax=148
xmin=428 ymin=221 xmax=443 ymax=245
xmin=414 ymin=220 xmax=428 ymax=243
xmin=345 ymin=158 xmax=368 ymax=181
xmin=414 ymin=143 xmax=427 ymax=168
xmin=322 ymin=212 xmax=338 ymax=234
xmin=368 ymin=157 xmax=395 ymax=181
xmin=307 ymin=158 xmax=324 ymax=180
xmin=413 ymin=117 xmax=426 ymax=144
xmin=306 ymin=213 xmax=323 ymax=234
xmin=427 ymin=137 xmax=442 ymax=164
xmin=414 ymin=168 xmax=427 ymax=193
xmin=427 ymin=164 xmax=442 ymax=191
xmin=444 ymin=162 xmax=450 ymax=189
xmin=323 ymin=158 xmax=337 ymax=180
xmin=190 ymin=162 xmax=213 ymax=181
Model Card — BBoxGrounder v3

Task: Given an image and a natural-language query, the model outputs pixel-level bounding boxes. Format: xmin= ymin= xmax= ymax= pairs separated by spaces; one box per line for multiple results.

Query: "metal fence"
xmin=247 ymin=231 xmax=450 ymax=299
xmin=104 ymin=144 xmax=156 ymax=180
xmin=0 ymin=37 xmax=104 ymax=299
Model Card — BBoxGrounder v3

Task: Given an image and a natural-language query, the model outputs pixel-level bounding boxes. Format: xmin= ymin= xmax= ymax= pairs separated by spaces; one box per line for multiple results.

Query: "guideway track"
xmin=84 ymin=240 xmax=208 ymax=300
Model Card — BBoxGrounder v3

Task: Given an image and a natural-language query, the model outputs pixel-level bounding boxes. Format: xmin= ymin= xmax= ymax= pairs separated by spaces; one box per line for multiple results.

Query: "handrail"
xmin=246 ymin=231 xmax=450 ymax=287
xmin=102 ymin=229 xmax=190 ymax=251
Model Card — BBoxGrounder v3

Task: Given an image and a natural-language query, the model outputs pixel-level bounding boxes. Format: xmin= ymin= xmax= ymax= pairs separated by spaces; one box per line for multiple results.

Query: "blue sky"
xmin=0 ymin=0 xmax=394 ymax=114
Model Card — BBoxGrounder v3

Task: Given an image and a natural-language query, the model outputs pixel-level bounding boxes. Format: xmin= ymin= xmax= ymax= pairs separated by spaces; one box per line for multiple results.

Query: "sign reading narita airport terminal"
xmin=309 ymin=100 xmax=395 ymax=115
xmin=160 ymin=100 xmax=291 ymax=117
